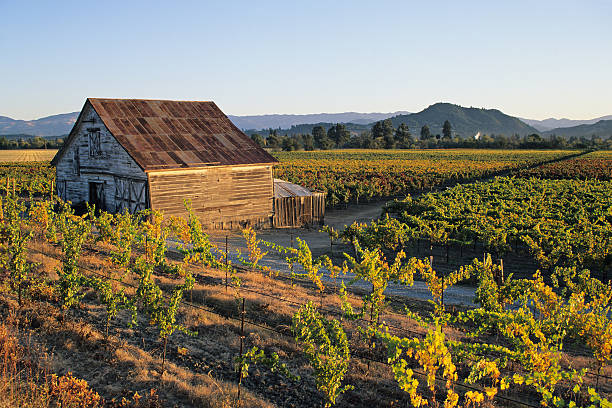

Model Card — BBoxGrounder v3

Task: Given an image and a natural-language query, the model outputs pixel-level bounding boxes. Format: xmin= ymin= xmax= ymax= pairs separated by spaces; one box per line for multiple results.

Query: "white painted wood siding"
xmin=55 ymin=104 xmax=146 ymax=213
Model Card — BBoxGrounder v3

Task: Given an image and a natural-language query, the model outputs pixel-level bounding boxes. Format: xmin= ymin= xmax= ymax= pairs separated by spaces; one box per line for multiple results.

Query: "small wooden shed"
xmin=273 ymin=179 xmax=325 ymax=227
xmin=51 ymin=98 xmax=278 ymax=228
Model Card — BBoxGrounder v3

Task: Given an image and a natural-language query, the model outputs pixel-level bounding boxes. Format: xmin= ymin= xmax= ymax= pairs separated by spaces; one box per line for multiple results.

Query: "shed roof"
xmin=51 ymin=98 xmax=277 ymax=170
xmin=274 ymin=178 xmax=322 ymax=198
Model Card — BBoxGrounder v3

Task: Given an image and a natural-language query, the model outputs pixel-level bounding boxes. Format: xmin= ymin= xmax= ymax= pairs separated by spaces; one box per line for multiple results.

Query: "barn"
xmin=51 ymin=98 xmax=286 ymax=229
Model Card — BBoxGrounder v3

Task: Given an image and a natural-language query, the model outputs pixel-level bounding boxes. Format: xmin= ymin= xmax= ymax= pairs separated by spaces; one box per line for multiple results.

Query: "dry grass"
xmin=0 ymin=314 xmax=51 ymax=408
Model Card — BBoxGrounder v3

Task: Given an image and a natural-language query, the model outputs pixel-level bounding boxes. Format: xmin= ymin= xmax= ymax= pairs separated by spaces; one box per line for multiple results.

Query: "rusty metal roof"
xmin=52 ymin=98 xmax=277 ymax=170
xmin=274 ymin=179 xmax=323 ymax=198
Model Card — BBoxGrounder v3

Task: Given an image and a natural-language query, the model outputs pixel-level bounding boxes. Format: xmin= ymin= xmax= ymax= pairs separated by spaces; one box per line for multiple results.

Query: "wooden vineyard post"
xmin=161 ymin=336 xmax=168 ymax=374
xmin=440 ymin=260 xmax=445 ymax=309
xmin=225 ymin=235 xmax=229 ymax=293
xmin=320 ymin=287 xmax=324 ymax=309
xmin=499 ymin=259 xmax=504 ymax=285
xmin=237 ymin=297 xmax=246 ymax=405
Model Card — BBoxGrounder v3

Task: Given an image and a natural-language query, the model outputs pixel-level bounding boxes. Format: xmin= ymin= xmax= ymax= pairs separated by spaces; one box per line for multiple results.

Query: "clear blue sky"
xmin=1 ymin=0 xmax=610 ymax=120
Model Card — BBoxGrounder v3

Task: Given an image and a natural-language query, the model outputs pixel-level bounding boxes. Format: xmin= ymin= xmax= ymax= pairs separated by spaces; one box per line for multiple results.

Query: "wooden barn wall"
xmin=55 ymin=104 xmax=147 ymax=213
xmin=273 ymin=193 xmax=326 ymax=228
xmin=147 ymin=165 xmax=274 ymax=229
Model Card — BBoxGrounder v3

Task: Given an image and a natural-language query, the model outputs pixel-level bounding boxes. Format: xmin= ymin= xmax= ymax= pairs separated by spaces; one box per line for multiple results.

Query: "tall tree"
xmin=303 ymin=134 xmax=315 ymax=151
xmin=442 ymin=120 xmax=452 ymax=140
xmin=372 ymin=119 xmax=395 ymax=148
xmin=312 ymin=126 xmax=326 ymax=148
xmin=267 ymin=132 xmax=282 ymax=148
xmin=371 ymin=121 xmax=383 ymax=140
xmin=327 ymin=124 xmax=350 ymax=147
xmin=394 ymin=123 xmax=414 ymax=148
xmin=420 ymin=125 xmax=432 ymax=140
xmin=319 ymin=137 xmax=336 ymax=150
xmin=250 ymin=133 xmax=265 ymax=147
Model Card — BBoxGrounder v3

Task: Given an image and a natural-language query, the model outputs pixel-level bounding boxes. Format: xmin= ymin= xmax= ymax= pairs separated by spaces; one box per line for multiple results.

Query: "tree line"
xmin=250 ymin=119 xmax=612 ymax=151
xmin=0 ymin=135 xmax=65 ymax=149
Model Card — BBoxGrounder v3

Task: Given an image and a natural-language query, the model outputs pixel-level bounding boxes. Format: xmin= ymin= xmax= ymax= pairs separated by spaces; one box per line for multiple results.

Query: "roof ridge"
xmin=87 ymin=97 xmax=215 ymax=103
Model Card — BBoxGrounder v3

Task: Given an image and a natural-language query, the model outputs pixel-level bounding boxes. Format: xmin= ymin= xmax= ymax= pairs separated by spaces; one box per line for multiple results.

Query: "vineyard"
xmin=272 ymin=149 xmax=580 ymax=206
xmin=516 ymin=151 xmax=612 ymax=180
xmin=370 ymin=176 xmax=612 ymax=280
xmin=0 ymin=150 xmax=611 ymax=407
xmin=0 ymin=161 xmax=55 ymax=196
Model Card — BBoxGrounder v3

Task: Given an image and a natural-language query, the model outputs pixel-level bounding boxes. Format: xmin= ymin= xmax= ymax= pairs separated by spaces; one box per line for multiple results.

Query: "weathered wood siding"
xmin=148 ymin=165 xmax=274 ymax=229
xmin=55 ymin=104 xmax=147 ymax=212
xmin=273 ymin=193 xmax=325 ymax=228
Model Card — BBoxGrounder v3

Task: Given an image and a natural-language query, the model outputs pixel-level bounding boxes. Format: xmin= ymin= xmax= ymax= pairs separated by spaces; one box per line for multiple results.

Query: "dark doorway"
xmin=89 ymin=182 xmax=105 ymax=211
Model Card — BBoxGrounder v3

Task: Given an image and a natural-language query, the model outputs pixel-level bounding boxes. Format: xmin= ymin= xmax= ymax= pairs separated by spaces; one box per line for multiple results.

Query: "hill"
xmin=387 ymin=103 xmax=539 ymax=137
xmin=543 ymin=120 xmax=612 ymax=138
xmin=0 ymin=112 xmax=78 ymax=136
xmin=228 ymin=111 xmax=409 ymax=130
xmin=521 ymin=115 xmax=612 ymax=132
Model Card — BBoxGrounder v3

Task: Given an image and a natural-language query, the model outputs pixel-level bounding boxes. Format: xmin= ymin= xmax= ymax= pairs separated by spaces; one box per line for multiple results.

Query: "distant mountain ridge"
xmin=228 ymin=111 xmax=410 ymax=130
xmin=0 ymin=111 xmax=409 ymax=136
xmin=1 ymin=105 xmax=611 ymax=139
xmin=542 ymin=120 xmax=612 ymax=138
xmin=0 ymin=112 xmax=78 ymax=136
xmin=521 ymin=115 xmax=612 ymax=132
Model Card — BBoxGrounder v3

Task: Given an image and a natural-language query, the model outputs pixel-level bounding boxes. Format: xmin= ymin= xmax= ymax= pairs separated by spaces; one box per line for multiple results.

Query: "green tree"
xmin=303 ymin=134 xmax=315 ymax=150
xmin=312 ymin=126 xmax=327 ymax=148
xmin=442 ymin=120 xmax=452 ymax=140
xmin=282 ymin=136 xmax=299 ymax=151
xmin=395 ymin=123 xmax=414 ymax=148
xmin=420 ymin=125 xmax=432 ymax=140
xmin=267 ymin=131 xmax=282 ymax=148
xmin=327 ymin=124 xmax=350 ymax=147
xmin=319 ymin=137 xmax=336 ymax=150
xmin=250 ymin=133 xmax=265 ymax=147
xmin=372 ymin=119 xmax=395 ymax=148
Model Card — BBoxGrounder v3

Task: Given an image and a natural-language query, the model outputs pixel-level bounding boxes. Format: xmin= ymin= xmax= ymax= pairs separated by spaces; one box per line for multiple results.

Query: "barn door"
xmin=114 ymin=177 xmax=128 ymax=213
xmin=113 ymin=176 xmax=147 ymax=213
xmin=130 ymin=180 xmax=147 ymax=212
xmin=88 ymin=182 xmax=105 ymax=211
